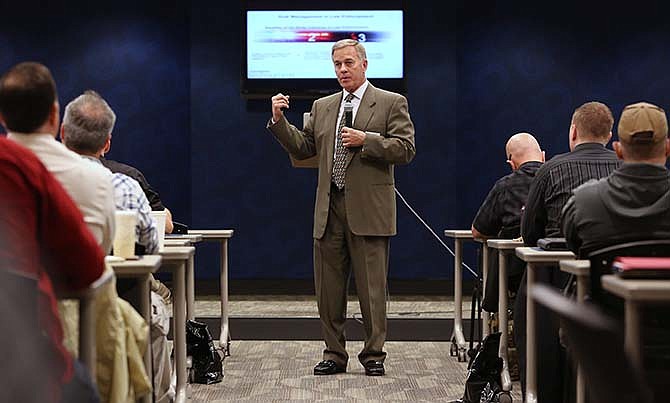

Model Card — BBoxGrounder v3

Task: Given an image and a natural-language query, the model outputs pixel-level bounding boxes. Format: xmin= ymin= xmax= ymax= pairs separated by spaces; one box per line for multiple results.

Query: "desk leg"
xmin=139 ymin=274 xmax=153 ymax=403
xmin=173 ymin=262 xmax=188 ymax=403
xmin=186 ymin=255 xmax=195 ymax=321
xmin=525 ymin=262 xmax=537 ymax=403
xmin=498 ymin=251 xmax=511 ymax=392
xmin=575 ymin=275 xmax=587 ymax=403
xmin=79 ymin=295 xmax=96 ymax=380
xmin=450 ymin=239 xmax=467 ymax=362
xmin=625 ymin=301 xmax=643 ymax=374
xmin=219 ymin=239 xmax=231 ymax=355
xmin=481 ymin=245 xmax=490 ymax=339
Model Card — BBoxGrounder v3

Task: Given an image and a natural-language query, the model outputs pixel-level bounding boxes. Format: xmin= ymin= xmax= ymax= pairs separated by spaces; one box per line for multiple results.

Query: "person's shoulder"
xmin=0 ymin=137 xmax=48 ymax=178
xmin=572 ymin=177 xmax=605 ymax=200
xmin=368 ymin=84 xmax=407 ymax=101
xmin=112 ymin=172 xmax=143 ymax=192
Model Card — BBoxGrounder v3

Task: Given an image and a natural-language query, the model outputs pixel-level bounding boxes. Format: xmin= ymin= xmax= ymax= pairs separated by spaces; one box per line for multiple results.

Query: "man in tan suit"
xmin=268 ymin=39 xmax=416 ymax=376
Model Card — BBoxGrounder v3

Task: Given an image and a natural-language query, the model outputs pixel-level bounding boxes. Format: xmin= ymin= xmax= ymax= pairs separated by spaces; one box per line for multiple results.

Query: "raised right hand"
xmin=271 ymin=93 xmax=290 ymax=123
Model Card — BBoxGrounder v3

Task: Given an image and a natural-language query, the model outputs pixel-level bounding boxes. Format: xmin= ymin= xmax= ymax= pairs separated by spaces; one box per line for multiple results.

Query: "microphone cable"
xmin=394 ymin=187 xmax=480 ymax=279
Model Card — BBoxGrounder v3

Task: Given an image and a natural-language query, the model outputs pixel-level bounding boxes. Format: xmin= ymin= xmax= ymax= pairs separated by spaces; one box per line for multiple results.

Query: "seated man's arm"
xmin=560 ymin=195 xmax=582 ymax=255
xmin=41 ymin=170 xmax=105 ymax=291
xmin=471 ymin=182 xmax=504 ymax=240
xmin=164 ymin=208 xmax=174 ymax=234
xmin=521 ymin=173 xmax=548 ymax=246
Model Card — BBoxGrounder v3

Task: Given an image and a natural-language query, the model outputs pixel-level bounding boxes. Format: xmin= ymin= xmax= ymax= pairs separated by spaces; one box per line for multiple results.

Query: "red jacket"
xmin=0 ymin=137 xmax=104 ymax=400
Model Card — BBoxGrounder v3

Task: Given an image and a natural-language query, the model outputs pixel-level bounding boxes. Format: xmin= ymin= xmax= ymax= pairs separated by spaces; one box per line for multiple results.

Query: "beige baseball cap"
xmin=617 ymin=102 xmax=668 ymax=143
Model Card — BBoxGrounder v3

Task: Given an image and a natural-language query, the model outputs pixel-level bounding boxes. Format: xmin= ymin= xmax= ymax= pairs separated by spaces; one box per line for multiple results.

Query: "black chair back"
xmin=531 ymin=284 xmax=654 ymax=403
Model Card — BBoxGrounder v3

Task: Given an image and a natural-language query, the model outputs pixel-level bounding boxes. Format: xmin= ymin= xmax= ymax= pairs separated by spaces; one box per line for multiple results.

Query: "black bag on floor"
xmin=186 ymin=319 xmax=224 ymax=384
xmin=454 ymin=332 xmax=504 ymax=403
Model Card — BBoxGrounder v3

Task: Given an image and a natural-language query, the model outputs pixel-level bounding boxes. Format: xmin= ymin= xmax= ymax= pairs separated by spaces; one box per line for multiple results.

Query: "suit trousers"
xmin=313 ymin=184 xmax=390 ymax=367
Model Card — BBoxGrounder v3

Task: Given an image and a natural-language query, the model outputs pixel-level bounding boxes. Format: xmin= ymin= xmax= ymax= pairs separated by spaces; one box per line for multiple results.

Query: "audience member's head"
xmin=61 ymin=90 xmax=116 ymax=156
xmin=613 ymin=101 xmax=670 ymax=164
xmin=505 ymin=132 xmax=544 ymax=170
xmin=0 ymin=61 xmax=59 ymax=135
xmin=569 ymin=101 xmax=614 ymax=150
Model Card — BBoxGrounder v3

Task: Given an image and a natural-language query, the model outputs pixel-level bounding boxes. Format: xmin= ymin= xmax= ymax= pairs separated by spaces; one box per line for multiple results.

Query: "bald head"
xmin=505 ymin=132 xmax=544 ymax=170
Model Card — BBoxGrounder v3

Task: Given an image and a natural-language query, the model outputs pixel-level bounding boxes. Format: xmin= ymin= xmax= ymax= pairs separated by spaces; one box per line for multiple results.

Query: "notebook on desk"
xmin=612 ymin=257 xmax=670 ymax=279
xmin=537 ymin=237 xmax=569 ymax=251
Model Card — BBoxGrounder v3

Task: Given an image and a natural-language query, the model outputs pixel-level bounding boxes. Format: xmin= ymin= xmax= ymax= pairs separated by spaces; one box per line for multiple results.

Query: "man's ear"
xmin=50 ymin=101 xmax=59 ymax=127
xmin=507 ymin=159 xmax=516 ymax=171
xmin=541 ymin=150 xmax=546 ymax=163
xmin=59 ymin=124 xmax=66 ymax=142
xmin=570 ymin=124 xmax=578 ymax=142
xmin=103 ymin=134 xmax=112 ymax=154
xmin=665 ymin=139 xmax=670 ymax=157
xmin=606 ymin=131 xmax=612 ymax=144
xmin=613 ymin=141 xmax=624 ymax=159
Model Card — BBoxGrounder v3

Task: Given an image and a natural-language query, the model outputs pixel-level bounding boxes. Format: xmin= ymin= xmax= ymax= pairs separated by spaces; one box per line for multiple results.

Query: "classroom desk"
xmin=474 ymin=238 xmax=490 ymax=339
xmin=515 ymin=247 xmax=575 ymax=403
xmin=559 ymin=259 xmax=591 ymax=403
xmin=108 ymin=254 xmax=162 ymax=403
xmin=58 ymin=269 xmax=115 ymax=379
xmin=188 ymin=229 xmax=235 ymax=355
xmin=165 ymin=234 xmax=202 ymax=323
xmin=444 ymin=229 xmax=475 ymax=362
xmin=601 ymin=274 xmax=670 ymax=372
xmin=487 ymin=238 xmax=524 ymax=395
xmin=163 ymin=239 xmax=192 ymax=247
xmin=159 ymin=246 xmax=195 ymax=403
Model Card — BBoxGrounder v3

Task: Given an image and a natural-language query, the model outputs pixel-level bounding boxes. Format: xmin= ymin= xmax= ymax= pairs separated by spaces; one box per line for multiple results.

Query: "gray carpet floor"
xmin=189 ymin=340 xmax=522 ymax=402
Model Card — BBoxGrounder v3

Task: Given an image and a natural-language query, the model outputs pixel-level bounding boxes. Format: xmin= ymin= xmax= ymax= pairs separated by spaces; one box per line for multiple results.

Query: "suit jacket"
xmin=269 ymin=83 xmax=416 ymax=239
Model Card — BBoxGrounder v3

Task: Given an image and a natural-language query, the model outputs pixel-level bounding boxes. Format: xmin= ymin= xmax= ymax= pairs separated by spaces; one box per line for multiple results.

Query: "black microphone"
xmin=344 ymin=102 xmax=353 ymax=128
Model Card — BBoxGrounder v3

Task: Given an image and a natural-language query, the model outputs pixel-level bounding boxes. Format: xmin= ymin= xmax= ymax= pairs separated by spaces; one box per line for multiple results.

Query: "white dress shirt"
xmin=8 ymin=132 xmax=116 ymax=254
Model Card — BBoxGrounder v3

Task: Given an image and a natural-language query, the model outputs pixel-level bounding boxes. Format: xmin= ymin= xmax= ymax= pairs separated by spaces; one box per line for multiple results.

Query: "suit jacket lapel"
xmin=345 ymin=86 xmax=376 ymax=168
xmin=323 ymin=95 xmax=341 ymax=176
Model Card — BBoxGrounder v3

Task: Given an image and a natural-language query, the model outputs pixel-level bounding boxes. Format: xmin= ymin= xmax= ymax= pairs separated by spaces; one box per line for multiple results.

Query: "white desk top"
xmin=444 ymin=229 xmax=474 ymax=239
xmin=164 ymin=239 xmax=192 ymax=246
xmin=189 ymin=229 xmax=234 ymax=239
xmin=602 ymin=275 xmax=670 ymax=302
xmin=107 ymin=255 xmax=162 ymax=276
xmin=559 ymin=260 xmax=590 ymax=276
xmin=166 ymin=233 xmax=203 ymax=243
xmin=515 ymin=247 xmax=575 ymax=263
xmin=488 ymin=239 xmax=524 ymax=250
xmin=159 ymin=246 xmax=195 ymax=261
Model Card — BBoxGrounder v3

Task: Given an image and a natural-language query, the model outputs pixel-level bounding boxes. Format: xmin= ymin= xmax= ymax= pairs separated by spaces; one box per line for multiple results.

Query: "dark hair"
xmin=0 ymin=62 xmax=58 ymax=133
xmin=572 ymin=101 xmax=614 ymax=140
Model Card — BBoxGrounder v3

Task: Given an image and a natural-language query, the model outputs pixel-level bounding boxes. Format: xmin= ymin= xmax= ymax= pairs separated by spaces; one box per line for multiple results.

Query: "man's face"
xmin=332 ymin=45 xmax=367 ymax=93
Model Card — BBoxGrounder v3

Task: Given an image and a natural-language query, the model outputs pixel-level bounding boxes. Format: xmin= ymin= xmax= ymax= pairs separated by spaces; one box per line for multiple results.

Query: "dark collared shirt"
xmin=473 ymin=161 xmax=543 ymax=238
xmin=101 ymin=158 xmax=166 ymax=211
xmin=521 ymin=142 xmax=621 ymax=246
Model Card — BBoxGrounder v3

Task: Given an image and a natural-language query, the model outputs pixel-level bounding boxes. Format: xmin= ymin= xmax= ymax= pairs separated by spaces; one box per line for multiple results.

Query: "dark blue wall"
xmin=3 ymin=2 xmax=670 ymax=282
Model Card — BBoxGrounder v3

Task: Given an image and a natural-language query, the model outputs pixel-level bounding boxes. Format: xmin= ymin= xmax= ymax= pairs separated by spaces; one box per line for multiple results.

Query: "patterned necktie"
xmin=332 ymin=93 xmax=355 ymax=189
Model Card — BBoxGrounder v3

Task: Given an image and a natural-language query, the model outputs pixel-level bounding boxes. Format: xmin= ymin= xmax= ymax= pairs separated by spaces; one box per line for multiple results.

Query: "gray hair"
xmin=331 ymin=39 xmax=367 ymax=61
xmin=62 ymin=90 xmax=116 ymax=154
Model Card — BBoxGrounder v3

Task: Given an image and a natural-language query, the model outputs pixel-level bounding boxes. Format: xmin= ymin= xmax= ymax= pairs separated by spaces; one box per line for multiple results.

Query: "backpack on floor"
xmin=456 ymin=332 xmax=504 ymax=403
xmin=186 ymin=319 xmax=224 ymax=384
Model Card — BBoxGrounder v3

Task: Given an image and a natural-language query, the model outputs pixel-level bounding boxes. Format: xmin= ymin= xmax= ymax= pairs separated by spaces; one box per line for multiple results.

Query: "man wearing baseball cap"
xmin=561 ymin=101 xmax=670 ymax=402
xmin=562 ymin=101 xmax=670 ymax=257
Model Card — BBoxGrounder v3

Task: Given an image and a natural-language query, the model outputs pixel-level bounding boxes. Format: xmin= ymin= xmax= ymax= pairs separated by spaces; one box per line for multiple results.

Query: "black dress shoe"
xmin=363 ymin=360 xmax=385 ymax=376
xmin=313 ymin=360 xmax=346 ymax=375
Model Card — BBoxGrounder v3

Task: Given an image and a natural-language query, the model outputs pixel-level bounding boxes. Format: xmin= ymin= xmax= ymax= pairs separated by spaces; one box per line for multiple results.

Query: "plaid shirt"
xmin=112 ymin=172 xmax=159 ymax=254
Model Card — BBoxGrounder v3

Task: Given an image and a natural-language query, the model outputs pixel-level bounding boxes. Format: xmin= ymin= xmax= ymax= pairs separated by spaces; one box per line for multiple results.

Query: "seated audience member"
xmin=0 ymin=136 xmax=104 ymax=403
xmin=61 ymin=89 xmax=174 ymax=403
xmin=517 ymin=101 xmax=622 ymax=403
xmin=60 ymin=90 xmax=159 ymax=255
xmin=0 ymin=61 xmax=151 ymax=402
xmin=561 ymin=102 xmax=670 ymax=399
xmin=471 ymin=132 xmax=544 ymax=313
xmin=101 ymin=156 xmax=175 ymax=234
xmin=1 ymin=62 xmax=116 ymax=254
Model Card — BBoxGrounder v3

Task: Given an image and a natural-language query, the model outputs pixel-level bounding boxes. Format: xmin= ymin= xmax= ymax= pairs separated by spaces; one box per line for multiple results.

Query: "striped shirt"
xmin=112 ymin=172 xmax=159 ymax=254
xmin=521 ymin=143 xmax=621 ymax=246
